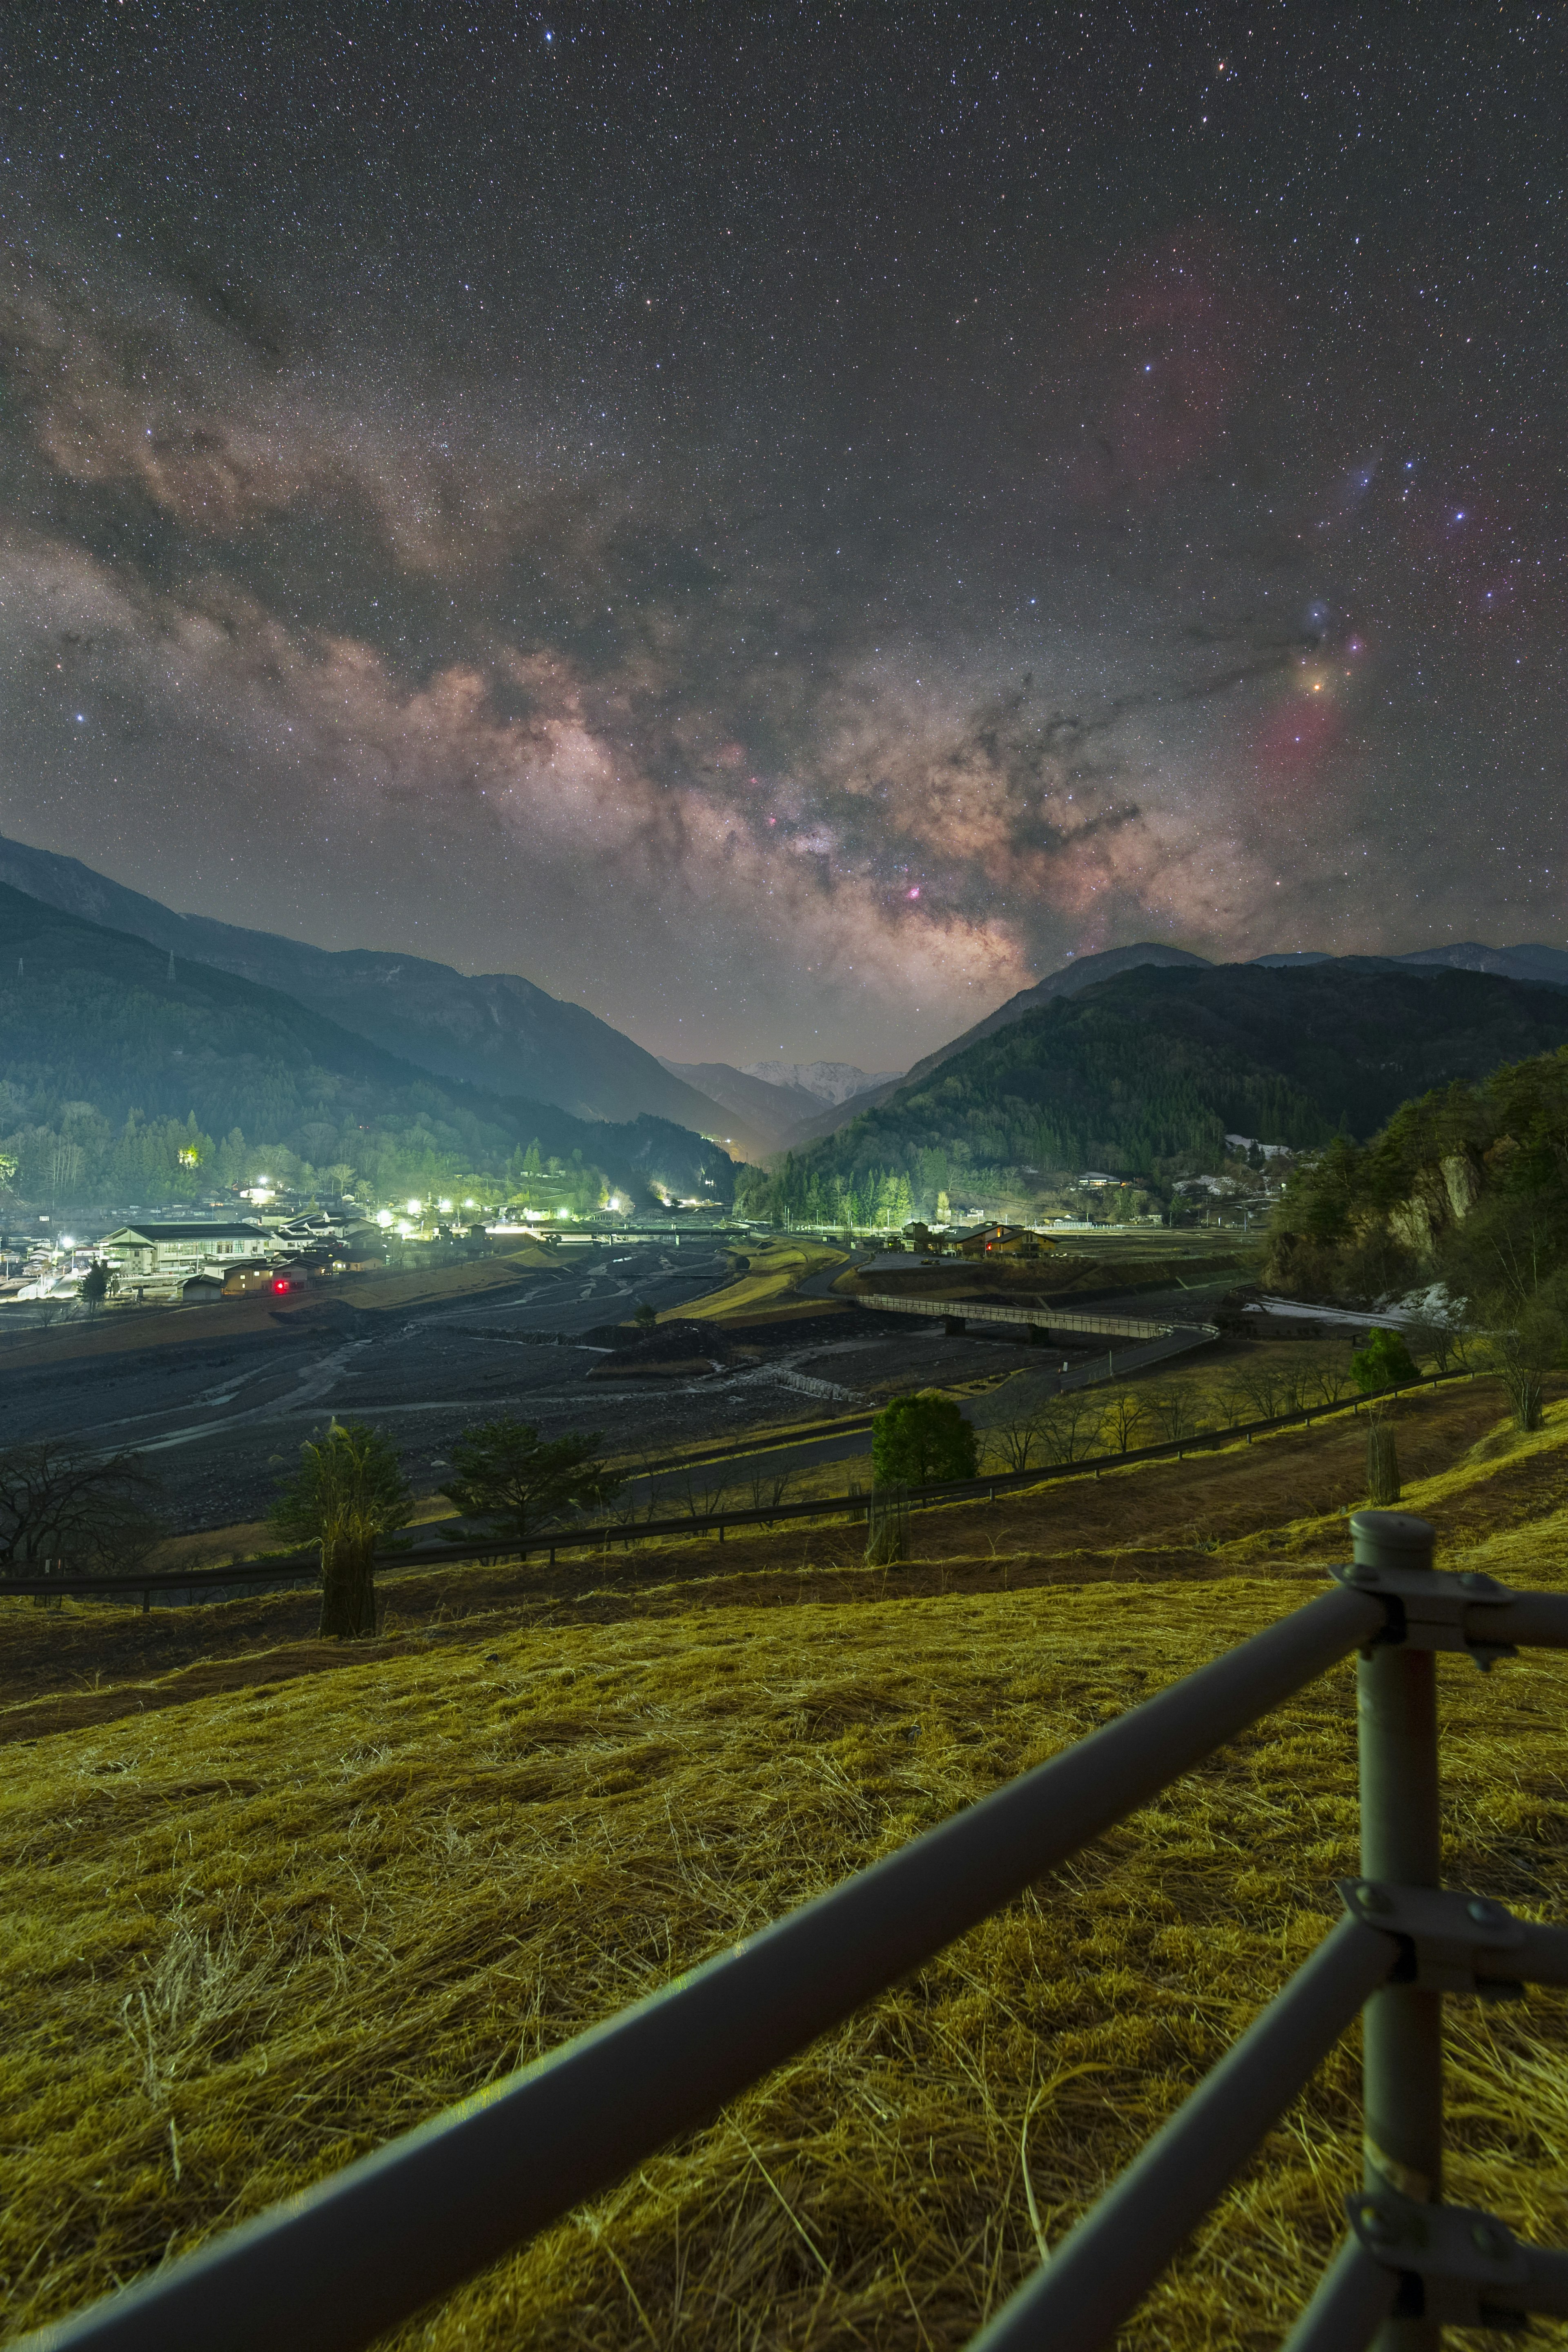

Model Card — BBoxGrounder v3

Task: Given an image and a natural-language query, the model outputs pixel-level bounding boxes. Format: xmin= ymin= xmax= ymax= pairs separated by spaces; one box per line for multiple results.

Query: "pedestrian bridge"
xmin=853 ymin=1289 xmax=1220 ymax=1346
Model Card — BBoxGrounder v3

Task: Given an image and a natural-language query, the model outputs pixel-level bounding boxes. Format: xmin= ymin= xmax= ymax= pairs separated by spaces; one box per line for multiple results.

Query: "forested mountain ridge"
xmin=739 ymin=962 xmax=1568 ymax=1227
xmin=1265 ymin=1045 xmax=1568 ymax=1366
xmin=0 ymin=884 xmax=736 ymax=1207
xmin=0 ymin=833 xmax=755 ymax=1152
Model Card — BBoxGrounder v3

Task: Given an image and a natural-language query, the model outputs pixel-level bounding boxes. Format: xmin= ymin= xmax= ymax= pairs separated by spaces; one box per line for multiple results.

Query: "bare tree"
xmin=1293 ymin=1344 xmax=1357 ymax=1407
xmin=1035 ymin=1388 xmax=1106 ymax=1464
xmin=986 ymin=1413 xmax=1049 ymax=1472
xmin=1226 ymin=1359 xmax=1294 ymax=1423
xmin=1141 ymin=1384 xmax=1197 ymax=1443
xmin=747 ymin=1463 xmax=793 ymax=1514
xmin=1100 ymin=1391 xmax=1147 ymax=1454
xmin=0 ymin=1441 xmax=163 ymax=1577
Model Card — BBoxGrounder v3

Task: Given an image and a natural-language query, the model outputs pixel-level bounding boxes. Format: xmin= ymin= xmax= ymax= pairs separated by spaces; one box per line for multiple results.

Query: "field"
xmin=4 ymin=1378 xmax=1568 ymax=2349
xmin=657 ymin=1239 xmax=849 ymax=1325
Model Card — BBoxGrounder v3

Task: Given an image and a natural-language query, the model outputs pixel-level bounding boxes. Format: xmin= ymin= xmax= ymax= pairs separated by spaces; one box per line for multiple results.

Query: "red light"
xmin=273 ymin=1278 xmax=288 ymax=1293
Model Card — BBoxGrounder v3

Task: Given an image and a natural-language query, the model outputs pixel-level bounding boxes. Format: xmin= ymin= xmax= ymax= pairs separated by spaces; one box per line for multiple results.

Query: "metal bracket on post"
xmin=1339 ymin=1881 xmax=1526 ymax=1996
xmin=1329 ymin=1544 xmax=1519 ymax=1671
xmin=1348 ymin=2190 xmax=1533 ymax=2330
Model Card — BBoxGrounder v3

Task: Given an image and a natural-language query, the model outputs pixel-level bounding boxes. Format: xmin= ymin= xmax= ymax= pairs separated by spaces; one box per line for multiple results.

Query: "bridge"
xmin=852 ymin=1287 xmax=1221 ymax=1365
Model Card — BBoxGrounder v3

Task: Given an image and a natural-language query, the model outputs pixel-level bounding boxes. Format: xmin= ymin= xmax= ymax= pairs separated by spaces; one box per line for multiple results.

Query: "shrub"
xmin=1351 ymin=1327 xmax=1419 ymax=1392
xmin=871 ymin=1392 xmax=978 ymax=1488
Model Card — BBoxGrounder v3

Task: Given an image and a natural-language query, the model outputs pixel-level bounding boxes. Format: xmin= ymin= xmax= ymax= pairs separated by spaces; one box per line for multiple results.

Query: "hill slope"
xmin=0 ymin=834 xmax=756 ymax=1154
xmin=1265 ymin=1039 xmax=1568 ymax=1316
xmin=0 ymin=884 xmax=736 ymax=1206
xmin=740 ymin=961 xmax=1568 ymax=1224
xmin=657 ymin=1060 xmax=821 ymax=1150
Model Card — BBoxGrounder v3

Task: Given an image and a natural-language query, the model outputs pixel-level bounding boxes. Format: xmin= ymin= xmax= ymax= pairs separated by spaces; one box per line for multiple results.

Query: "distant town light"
xmin=60 ymin=1235 xmax=75 ymax=1248
xmin=437 ymin=1198 xmax=453 ymax=1213
xmin=376 ymin=1209 xmax=394 ymax=1228
xmin=396 ymin=1220 xmax=413 ymax=1236
xmin=461 ymin=1197 xmax=476 ymax=1208
xmin=406 ymin=1197 xmax=422 ymax=1214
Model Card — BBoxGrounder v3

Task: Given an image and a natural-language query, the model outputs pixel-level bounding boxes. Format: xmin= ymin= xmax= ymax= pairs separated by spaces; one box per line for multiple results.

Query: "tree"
xmin=271 ymin=1421 xmax=413 ymax=1638
xmin=1482 ymin=1297 xmax=1566 ymax=1433
xmin=0 ymin=1441 xmax=162 ymax=1575
xmin=1352 ymin=1327 xmax=1420 ymax=1393
xmin=441 ymin=1417 xmax=620 ymax=1549
xmin=630 ymin=1299 xmax=659 ymax=1330
xmin=1100 ymin=1391 xmax=1147 ymax=1454
xmin=1141 ymin=1384 xmax=1197 ymax=1443
xmin=80 ymin=1260 xmax=113 ymax=1313
xmin=871 ymin=1392 xmax=978 ymax=1487
xmin=1365 ymin=1404 xmax=1401 ymax=1505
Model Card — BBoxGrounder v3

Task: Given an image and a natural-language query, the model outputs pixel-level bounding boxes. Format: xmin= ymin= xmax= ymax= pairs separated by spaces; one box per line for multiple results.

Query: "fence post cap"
xmin=1350 ymin=1509 xmax=1436 ymax=1567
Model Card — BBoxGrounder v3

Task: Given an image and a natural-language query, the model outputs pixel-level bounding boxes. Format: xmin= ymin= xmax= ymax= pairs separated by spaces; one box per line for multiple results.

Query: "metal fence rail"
xmin=0 ymin=1369 xmax=1475 ymax=1606
xmin=19 ymin=1510 xmax=1568 ymax=2352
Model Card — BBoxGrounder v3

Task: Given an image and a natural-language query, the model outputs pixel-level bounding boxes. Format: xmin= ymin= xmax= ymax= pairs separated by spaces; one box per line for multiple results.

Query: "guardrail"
xmin=19 ymin=1509 xmax=1568 ymax=2352
xmin=0 ymin=1370 xmax=1476 ymax=1606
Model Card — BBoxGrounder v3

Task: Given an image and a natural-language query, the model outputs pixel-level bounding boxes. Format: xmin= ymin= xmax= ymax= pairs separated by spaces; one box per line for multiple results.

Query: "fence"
xmin=20 ymin=1509 xmax=1568 ymax=2352
xmin=0 ymin=1365 xmax=1475 ymax=1607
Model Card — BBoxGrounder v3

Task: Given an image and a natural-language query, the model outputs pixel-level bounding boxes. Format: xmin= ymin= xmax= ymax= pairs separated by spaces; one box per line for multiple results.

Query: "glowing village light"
xmin=406 ymin=1197 xmax=422 ymax=1214
xmin=375 ymin=1209 xmax=394 ymax=1228
xmin=437 ymin=1198 xmax=453 ymax=1213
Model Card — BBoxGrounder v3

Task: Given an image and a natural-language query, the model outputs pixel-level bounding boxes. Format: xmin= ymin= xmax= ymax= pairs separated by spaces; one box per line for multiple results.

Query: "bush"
xmin=1351 ymin=1327 xmax=1419 ymax=1392
xmin=871 ymin=1392 xmax=978 ymax=1488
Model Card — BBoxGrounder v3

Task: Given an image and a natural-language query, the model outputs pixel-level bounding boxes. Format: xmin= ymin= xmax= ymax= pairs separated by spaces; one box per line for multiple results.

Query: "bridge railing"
xmin=19 ymin=1510 xmax=1568 ymax=2352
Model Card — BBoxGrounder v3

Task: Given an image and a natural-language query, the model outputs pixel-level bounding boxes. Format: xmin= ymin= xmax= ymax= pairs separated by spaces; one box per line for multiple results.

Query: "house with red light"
xmin=95 ymin=1222 xmax=272 ymax=1296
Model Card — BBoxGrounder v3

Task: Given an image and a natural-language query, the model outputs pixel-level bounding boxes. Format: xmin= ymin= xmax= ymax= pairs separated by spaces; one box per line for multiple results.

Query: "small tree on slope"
xmin=272 ymin=1421 xmax=413 ymax=1639
xmin=871 ymin=1392 xmax=978 ymax=1488
xmin=441 ymin=1417 xmax=620 ymax=1551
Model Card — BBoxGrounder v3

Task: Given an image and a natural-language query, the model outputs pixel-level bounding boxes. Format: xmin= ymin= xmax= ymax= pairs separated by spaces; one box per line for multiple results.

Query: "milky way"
xmin=3 ymin=6 xmax=1564 ymax=1066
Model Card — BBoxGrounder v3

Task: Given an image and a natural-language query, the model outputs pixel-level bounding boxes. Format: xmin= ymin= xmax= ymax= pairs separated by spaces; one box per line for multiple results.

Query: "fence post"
xmin=1352 ymin=1508 xmax=1443 ymax=2352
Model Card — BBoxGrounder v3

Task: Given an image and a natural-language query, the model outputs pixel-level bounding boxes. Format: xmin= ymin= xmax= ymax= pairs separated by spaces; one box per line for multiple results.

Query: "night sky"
xmin=4 ymin=6 xmax=1564 ymax=1070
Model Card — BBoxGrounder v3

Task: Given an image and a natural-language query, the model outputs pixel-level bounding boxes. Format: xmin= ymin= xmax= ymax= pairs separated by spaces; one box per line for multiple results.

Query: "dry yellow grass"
xmin=658 ymin=1241 xmax=848 ymax=1325
xmin=4 ymin=1412 xmax=1568 ymax=2348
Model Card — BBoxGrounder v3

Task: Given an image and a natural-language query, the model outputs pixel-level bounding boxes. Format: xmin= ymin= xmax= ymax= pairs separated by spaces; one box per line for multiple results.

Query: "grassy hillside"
xmin=741 ymin=961 xmax=1568 ymax=1225
xmin=4 ymin=1375 xmax=1567 ymax=2349
xmin=0 ymin=883 xmax=736 ymax=1208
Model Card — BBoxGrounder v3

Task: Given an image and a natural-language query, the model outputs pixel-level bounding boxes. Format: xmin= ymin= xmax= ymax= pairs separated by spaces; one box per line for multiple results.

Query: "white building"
xmin=94 ymin=1221 xmax=272 ymax=1284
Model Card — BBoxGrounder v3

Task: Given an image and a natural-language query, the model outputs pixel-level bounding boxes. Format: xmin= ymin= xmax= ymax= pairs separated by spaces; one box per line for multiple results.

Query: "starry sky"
xmin=4 ymin=4 xmax=1564 ymax=1070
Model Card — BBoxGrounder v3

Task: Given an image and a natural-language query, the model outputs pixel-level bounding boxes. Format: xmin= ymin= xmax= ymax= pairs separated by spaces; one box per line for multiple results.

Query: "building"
xmin=95 ymin=1222 xmax=272 ymax=1283
xmin=952 ymin=1224 xmax=1053 ymax=1258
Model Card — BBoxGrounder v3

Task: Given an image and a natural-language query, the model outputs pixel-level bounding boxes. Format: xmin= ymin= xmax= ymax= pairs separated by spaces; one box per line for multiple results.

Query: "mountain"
xmin=660 ymin=1057 xmax=907 ymax=1154
xmin=871 ymin=938 xmax=1568 ymax=1121
xmin=0 ymin=833 xmax=763 ymax=1157
xmin=1394 ymin=942 xmax=1568 ymax=985
xmin=901 ymin=943 xmax=1214 ymax=1090
xmin=0 ymin=883 xmax=738 ymax=1207
xmin=739 ymin=1058 xmax=903 ymax=1105
xmin=658 ymin=1060 xmax=821 ymax=1150
xmin=737 ymin=960 xmax=1568 ymax=1225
